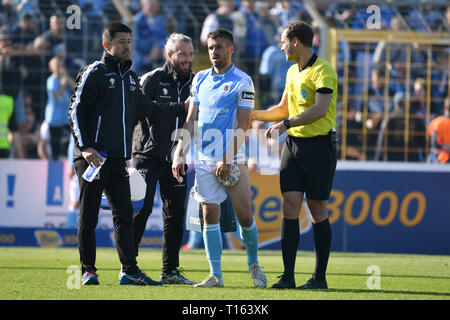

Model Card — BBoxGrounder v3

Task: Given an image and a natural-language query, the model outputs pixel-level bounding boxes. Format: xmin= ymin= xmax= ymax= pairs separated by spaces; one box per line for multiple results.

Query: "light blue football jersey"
xmin=191 ymin=64 xmax=255 ymax=161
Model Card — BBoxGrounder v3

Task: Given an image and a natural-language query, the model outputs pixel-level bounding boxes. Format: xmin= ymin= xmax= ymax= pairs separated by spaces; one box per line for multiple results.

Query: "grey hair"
xmin=164 ymin=33 xmax=193 ymax=59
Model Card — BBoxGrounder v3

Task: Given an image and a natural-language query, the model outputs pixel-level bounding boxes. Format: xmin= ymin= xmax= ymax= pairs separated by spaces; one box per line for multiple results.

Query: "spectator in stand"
xmin=428 ymin=96 xmax=450 ymax=164
xmin=256 ymin=1 xmax=278 ymax=48
xmin=444 ymin=6 xmax=450 ymax=31
xmin=0 ymin=0 xmax=19 ymax=32
xmin=0 ymin=27 xmax=25 ymax=158
xmin=339 ymin=104 xmax=366 ymax=161
xmin=0 ymin=93 xmax=24 ymax=158
xmin=258 ymin=31 xmax=294 ymax=108
xmin=133 ymin=0 xmax=168 ymax=75
xmin=0 ymin=27 xmax=21 ymax=101
xmin=422 ymin=5 xmax=444 ymax=32
xmin=200 ymin=0 xmax=235 ymax=46
xmin=10 ymin=14 xmax=47 ymax=118
xmin=372 ymin=17 xmax=411 ymax=92
xmin=78 ymin=0 xmax=106 ymax=17
xmin=384 ymin=92 xmax=426 ymax=162
xmin=10 ymin=12 xmax=39 ymax=48
xmin=366 ymin=67 xmax=395 ymax=160
xmin=411 ymin=77 xmax=427 ymax=123
xmin=41 ymin=13 xmax=83 ymax=79
xmin=431 ymin=46 xmax=449 ymax=114
xmin=15 ymin=0 xmax=39 ymax=18
xmin=232 ymin=0 xmax=268 ymax=79
xmin=41 ymin=14 xmax=67 ymax=57
xmin=78 ymin=0 xmax=106 ymax=62
xmin=349 ymin=5 xmax=396 ymax=112
xmin=269 ymin=1 xmax=304 ymax=28
xmin=44 ymin=56 xmax=75 ymax=160
xmin=19 ymin=103 xmax=40 ymax=159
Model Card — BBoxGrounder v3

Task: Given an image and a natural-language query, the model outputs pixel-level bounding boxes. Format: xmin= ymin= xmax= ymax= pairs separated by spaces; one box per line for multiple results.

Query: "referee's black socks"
xmin=312 ymin=218 xmax=332 ymax=280
xmin=281 ymin=218 xmax=300 ymax=278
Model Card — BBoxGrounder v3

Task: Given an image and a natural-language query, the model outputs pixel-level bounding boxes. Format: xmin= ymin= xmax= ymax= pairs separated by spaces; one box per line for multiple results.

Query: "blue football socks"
xmin=240 ymin=218 xmax=259 ymax=266
xmin=203 ymin=223 xmax=223 ymax=279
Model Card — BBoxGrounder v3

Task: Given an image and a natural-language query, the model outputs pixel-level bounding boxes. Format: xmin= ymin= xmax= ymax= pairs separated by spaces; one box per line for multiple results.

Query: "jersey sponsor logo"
xmin=242 ymin=91 xmax=254 ymax=100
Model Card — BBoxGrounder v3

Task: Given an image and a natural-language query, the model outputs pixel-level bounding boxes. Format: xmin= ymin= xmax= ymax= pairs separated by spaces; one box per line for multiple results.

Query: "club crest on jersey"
xmin=108 ymin=78 xmax=115 ymax=88
xmin=129 ymin=75 xmax=136 ymax=85
xmin=223 ymin=84 xmax=230 ymax=93
xmin=301 ymin=88 xmax=308 ymax=99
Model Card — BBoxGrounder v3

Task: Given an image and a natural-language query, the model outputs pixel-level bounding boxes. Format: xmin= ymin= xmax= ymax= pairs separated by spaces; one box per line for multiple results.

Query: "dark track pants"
xmin=132 ymin=158 xmax=187 ymax=275
xmin=75 ymin=158 xmax=138 ymax=274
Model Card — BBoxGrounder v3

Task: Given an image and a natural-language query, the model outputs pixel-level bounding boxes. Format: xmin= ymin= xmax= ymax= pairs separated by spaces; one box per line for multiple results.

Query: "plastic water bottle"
xmin=82 ymin=151 xmax=107 ymax=182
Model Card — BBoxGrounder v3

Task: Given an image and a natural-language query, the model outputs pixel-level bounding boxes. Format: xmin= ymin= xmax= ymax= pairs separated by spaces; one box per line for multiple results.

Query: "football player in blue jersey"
xmin=172 ymin=28 xmax=267 ymax=288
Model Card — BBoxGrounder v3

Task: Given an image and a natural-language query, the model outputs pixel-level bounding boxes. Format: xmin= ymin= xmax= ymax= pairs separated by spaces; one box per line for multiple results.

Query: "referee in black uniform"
xmin=68 ymin=23 xmax=187 ymax=286
xmin=132 ymin=33 xmax=195 ymax=285
xmin=253 ymin=21 xmax=338 ymax=289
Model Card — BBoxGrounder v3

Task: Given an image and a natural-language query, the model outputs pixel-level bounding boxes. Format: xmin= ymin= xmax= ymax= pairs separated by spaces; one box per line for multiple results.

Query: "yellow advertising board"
xmin=249 ymin=172 xmax=312 ymax=248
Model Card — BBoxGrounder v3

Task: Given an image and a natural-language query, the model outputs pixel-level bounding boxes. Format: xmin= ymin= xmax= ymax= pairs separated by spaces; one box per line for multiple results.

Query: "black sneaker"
xmin=160 ymin=268 xmax=197 ymax=285
xmin=297 ymin=275 xmax=328 ymax=289
xmin=271 ymin=274 xmax=296 ymax=289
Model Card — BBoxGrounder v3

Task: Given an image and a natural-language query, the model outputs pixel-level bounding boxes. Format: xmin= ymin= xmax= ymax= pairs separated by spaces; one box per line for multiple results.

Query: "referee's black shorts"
xmin=279 ymin=133 xmax=337 ymax=200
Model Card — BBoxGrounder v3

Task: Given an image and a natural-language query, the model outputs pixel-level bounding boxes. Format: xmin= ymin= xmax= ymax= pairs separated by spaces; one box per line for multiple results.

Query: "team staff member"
xmin=132 ymin=33 xmax=196 ymax=285
xmin=68 ymin=23 xmax=187 ymax=286
xmin=253 ymin=21 xmax=338 ymax=289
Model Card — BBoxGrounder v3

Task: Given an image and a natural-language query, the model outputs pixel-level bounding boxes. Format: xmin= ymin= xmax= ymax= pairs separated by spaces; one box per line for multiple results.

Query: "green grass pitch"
xmin=0 ymin=247 xmax=449 ymax=300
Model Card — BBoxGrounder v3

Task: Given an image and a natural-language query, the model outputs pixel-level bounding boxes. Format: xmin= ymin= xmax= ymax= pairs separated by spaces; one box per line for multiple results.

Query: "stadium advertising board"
xmin=0 ymin=159 xmax=163 ymax=230
xmin=1 ymin=160 xmax=449 ymax=254
xmin=251 ymin=162 xmax=450 ymax=255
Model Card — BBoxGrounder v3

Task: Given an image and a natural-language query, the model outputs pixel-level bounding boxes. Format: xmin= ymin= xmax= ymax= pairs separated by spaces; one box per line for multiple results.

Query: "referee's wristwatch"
xmin=283 ymin=118 xmax=291 ymax=129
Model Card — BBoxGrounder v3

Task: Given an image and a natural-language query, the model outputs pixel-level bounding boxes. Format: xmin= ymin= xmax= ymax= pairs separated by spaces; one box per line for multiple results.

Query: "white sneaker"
xmin=193 ymin=274 xmax=224 ymax=288
xmin=249 ymin=263 xmax=267 ymax=288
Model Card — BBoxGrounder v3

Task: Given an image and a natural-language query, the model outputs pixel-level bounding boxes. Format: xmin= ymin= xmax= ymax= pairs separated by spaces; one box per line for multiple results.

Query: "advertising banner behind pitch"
xmin=2 ymin=160 xmax=450 ymax=254
xmin=0 ymin=160 xmax=70 ymax=227
xmin=251 ymin=162 xmax=450 ymax=255
xmin=0 ymin=159 xmax=163 ymax=230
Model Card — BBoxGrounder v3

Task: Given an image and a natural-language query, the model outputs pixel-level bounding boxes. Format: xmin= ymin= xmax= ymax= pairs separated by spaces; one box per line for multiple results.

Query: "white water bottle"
xmin=82 ymin=151 xmax=107 ymax=182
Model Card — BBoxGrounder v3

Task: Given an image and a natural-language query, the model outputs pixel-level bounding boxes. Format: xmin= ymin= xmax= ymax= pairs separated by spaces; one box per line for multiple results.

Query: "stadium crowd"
xmin=0 ymin=0 xmax=449 ymax=165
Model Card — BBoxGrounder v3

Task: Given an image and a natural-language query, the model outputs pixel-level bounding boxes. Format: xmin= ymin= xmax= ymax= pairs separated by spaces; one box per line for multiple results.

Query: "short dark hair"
xmin=283 ymin=21 xmax=314 ymax=48
xmin=102 ymin=23 xmax=132 ymax=43
xmin=207 ymin=28 xmax=234 ymax=44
